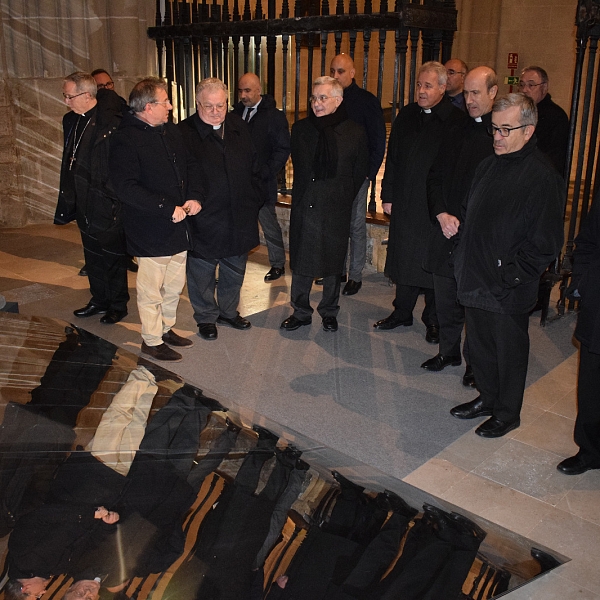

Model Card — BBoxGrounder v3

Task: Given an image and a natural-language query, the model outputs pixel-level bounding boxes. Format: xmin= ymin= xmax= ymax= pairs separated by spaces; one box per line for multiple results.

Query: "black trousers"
xmin=574 ymin=342 xmax=600 ymax=463
xmin=465 ymin=308 xmax=530 ymax=422
xmin=432 ymin=274 xmax=469 ymax=361
xmin=392 ymin=285 xmax=438 ymax=327
xmin=291 ymin=273 xmax=341 ymax=320
xmin=80 ymin=230 xmax=129 ymax=312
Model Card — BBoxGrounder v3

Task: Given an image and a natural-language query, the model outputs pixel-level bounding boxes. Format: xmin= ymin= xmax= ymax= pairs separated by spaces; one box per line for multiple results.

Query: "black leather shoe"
xmin=78 ymin=265 xmax=88 ymax=276
xmin=342 ymin=280 xmax=362 ymax=296
xmin=462 ymin=365 xmax=476 ymax=387
xmin=557 ymin=452 xmax=600 ymax=475
xmin=425 ymin=325 xmax=440 ymax=344
xmin=127 ymin=257 xmax=139 ymax=272
xmin=530 ymin=547 xmax=561 ymax=572
xmin=280 ymin=315 xmax=312 ymax=331
xmin=264 ymin=267 xmax=285 ymax=282
xmin=217 ymin=315 xmax=252 ymax=329
xmin=73 ymin=303 xmax=107 ymax=318
xmin=420 ymin=353 xmax=461 ymax=371
xmin=198 ymin=323 xmax=218 ymax=340
xmin=475 ymin=416 xmax=520 ymax=438
xmin=314 ymin=278 xmax=324 ymax=285
xmin=100 ymin=309 xmax=128 ymax=324
xmin=450 ymin=397 xmax=493 ymax=420
xmin=322 ymin=316 xmax=338 ymax=332
xmin=373 ymin=313 xmax=413 ymax=330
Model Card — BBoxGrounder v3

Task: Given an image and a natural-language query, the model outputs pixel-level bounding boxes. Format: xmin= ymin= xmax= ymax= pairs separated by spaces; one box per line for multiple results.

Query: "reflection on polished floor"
xmin=0 ymin=223 xmax=599 ymax=600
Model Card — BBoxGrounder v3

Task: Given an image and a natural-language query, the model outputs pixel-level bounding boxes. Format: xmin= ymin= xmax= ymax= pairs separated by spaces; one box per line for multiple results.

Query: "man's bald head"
xmin=238 ymin=72 xmax=262 ymax=107
xmin=463 ymin=66 xmax=498 ymax=119
xmin=330 ymin=54 xmax=355 ymax=89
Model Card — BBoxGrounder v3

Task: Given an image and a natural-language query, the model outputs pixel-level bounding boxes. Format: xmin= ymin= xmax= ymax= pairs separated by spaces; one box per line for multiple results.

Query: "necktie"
xmin=244 ymin=107 xmax=254 ymax=122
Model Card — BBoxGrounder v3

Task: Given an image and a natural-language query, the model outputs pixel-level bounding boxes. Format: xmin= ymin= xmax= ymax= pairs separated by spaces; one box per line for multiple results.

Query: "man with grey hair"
xmin=281 ymin=76 xmax=367 ymax=332
xmin=179 ymin=77 xmax=261 ymax=341
xmin=450 ymin=93 xmax=564 ymax=438
xmin=110 ymin=77 xmax=203 ymax=362
xmin=375 ymin=61 xmax=465 ymax=342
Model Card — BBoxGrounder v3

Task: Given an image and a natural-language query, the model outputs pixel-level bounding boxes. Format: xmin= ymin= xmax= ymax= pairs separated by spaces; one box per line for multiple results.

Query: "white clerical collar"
xmin=475 ymin=117 xmax=482 ymax=122
xmin=212 ymin=124 xmax=221 ymax=130
xmin=423 ymin=108 xmax=432 ymax=114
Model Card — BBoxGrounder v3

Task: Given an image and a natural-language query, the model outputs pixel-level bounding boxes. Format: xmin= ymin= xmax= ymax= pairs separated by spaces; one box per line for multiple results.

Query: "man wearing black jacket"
xmin=451 ymin=93 xmax=564 ymax=438
xmin=110 ymin=77 xmax=203 ymax=362
xmin=422 ymin=66 xmax=498 ymax=384
xmin=233 ymin=73 xmax=291 ymax=283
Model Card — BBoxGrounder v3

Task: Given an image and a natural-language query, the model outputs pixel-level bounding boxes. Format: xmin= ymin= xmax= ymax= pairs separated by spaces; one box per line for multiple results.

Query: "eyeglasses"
xmin=199 ymin=102 xmax=227 ymax=112
xmin=518 ymin=81 xmax=544 ymax=90
xmin=63 ymin=92 xmax=87 ymax=100
xmin=96 ymin=81 xmax=114 ymax=89
xmin=446 ymin=69 xmax=466 ymax=76
xmin=487 ymin=124 xmax=528 ymax=137
xmin=309 ymin=95 xmax=334 ymax=104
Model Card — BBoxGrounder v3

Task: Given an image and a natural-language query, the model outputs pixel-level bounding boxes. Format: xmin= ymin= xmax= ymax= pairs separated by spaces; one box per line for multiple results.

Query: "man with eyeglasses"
xmin=450 ymin=93 xmax=564 ymax=438
xmin=444 ymin=58 xmax=468 ymax=112
xmin=519 ymin=66 xmax=569 ymax=175
xmin=180 ymin=78 xmax=261 ymax=341
xmin=54 ymin=71 xmax=130 ymax=326
xmin=110 ymin=77 xmax=203 ymax=362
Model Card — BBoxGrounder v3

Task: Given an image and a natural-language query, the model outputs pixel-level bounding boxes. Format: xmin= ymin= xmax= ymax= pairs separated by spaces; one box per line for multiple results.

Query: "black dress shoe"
xmin=217 ymin=315 xmax=252 ymax=329
xmin=198 ymin=323 xmax=218 ymax=340
xmin=73 ymin=303 xmax=107 ymax=318
xmin=100 ymin=309 xmax=128 ymax=324
xmin=127 ymin=257 xmax=139 ymax=272
xmin=373 ymin=313 xmax=413 ymax=330
xmin=530 ymin=547 xmax=561 ymax=572
xmin=78 ymin=265 xmax=88 ymax=276
xmin=475 ymin=416 xmax=520 ymax=438
xmin=314 ymin=278 xmax=323 ymax=285
xmin=462 ymin=365 xmax=476 ymax=387
xmin=141 ymin=342 xmax=182 ymax=362
xmin=322 ymin=316 xmax=338 ymax=332
xmin=342 ymin=280 xmax=362 ymax=296
xmin=264 ymin=267 xmax=285 ymax=282
xmin=425 ymin=325 xmax=440 ymax=344
xmin=162 ymin=329 xmax=194 ymax=348
xmin=280 ymin=315 xmax=312 ymax=331
xmin=557 ymin=452 xmax=600 ymax=475
xmin=420 ymin=353 xmax=461 ymax=371
xmin=450 ymin=397 xmax=493 ymax=420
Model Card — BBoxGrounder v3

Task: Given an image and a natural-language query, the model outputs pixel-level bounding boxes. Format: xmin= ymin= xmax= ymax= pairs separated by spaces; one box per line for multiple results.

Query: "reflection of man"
xmin=444 ymin=58 xmax=468 ymax=112
xmin=451 ymin=94 xmax=564 ymax=438
xmin=233 ymin=73 xmax=290 ymax=283
xmin=63 ymin=579 xmax=101 ymax=600
xmin=110 ymin=77 xmax=202 ymax=362
xmin=180 ymin=78 xmax=261 ymax=341
xmin=3 ymin=577 xmax=50 ymax=600
xmin=422 ymin=67 xmax=497 ymax=384
xmin=375 ymin=62 xmax=465 ymax=342
xmin=518 ymin=66 xmax=568 ymax=174
xmin=55 ymin=72 xmax=129 ymax=325
xmin=281 ymin=76 xmax=368 ymax=332
xmin=329 ymin=54 xmax=386 ymax=295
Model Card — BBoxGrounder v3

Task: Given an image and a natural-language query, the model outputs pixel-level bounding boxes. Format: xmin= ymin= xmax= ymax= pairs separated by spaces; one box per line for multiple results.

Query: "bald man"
xmin=233 ymin=73 xmax=291 ymax=282
xmin=444 ymin=58 xmax=468 ymax=112
xmin=330 ymin=54 xmax=386 ymax=295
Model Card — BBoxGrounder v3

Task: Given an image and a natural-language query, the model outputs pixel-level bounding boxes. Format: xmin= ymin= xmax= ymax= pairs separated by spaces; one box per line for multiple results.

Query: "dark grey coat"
xmin=289 ymin=117 xmax=368 ymax=278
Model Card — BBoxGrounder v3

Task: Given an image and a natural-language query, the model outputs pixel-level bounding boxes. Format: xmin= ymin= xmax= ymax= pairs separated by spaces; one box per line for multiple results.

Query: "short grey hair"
xmin=313 ymin=76 xmax=343 ymax=97
xmin=196 ymin=77 xmax=228 ymax=100
xmin=129 ymin=77 xmax=167 ymax=113
xmin=64 ymin=72 xmax=97 ymax=98
xmin=521 ymin=65 xmax=549 ymax=84
xmin=492 ymin=93 xmax=538 ymax=127
xmin=419 ymin=61 xmax=447 ymax=86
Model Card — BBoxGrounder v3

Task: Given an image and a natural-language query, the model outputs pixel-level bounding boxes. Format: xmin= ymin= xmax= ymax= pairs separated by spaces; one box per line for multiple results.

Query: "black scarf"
xmin=308 ymin=101 xmax=348 ymax=180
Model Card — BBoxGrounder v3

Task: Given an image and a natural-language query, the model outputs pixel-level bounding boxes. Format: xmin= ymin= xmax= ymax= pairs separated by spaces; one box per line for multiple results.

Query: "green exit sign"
xmin=505 ymin=76 xmax=520 ymax=85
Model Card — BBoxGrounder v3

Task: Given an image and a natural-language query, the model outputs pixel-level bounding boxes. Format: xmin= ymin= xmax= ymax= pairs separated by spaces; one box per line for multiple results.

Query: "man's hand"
xmin=171 ymin=206 xmax=187 ymax=223
xmin=436 ymin=212 xmax=460 ymax=239
xmin=382 ymin=203 xmax=392 ymax=216
xmin=183 ymin=200 xmax=202 ymax=216
xmin=95 ymin=506 xmax=120 ymax=524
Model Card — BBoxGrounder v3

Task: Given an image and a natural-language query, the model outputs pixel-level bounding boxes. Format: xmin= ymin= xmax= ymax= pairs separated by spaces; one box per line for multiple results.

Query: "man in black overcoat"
xmin=422 ymin=66 xmax=498 ymax=383
xmin=180 ymin=78 xmax=262 ymax=342
xmin=281 ymin=76 xmax=368 ymax=333
xmin=451 ymin=93 xmax=564 ymax=438
xmin=557 ymin=196 xmax=600 ymax=475
xmin=233 ymin=72 xmax=291 ymax=283
xmin=55 ymin=72 xmax=129 ymax=325
xmin=375 ymin=61 xmax=466 ymax=343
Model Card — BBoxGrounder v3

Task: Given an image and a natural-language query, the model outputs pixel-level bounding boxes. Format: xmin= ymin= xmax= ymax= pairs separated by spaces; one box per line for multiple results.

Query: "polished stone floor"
xmin=0 ymin=223 xmax=599 ymax=600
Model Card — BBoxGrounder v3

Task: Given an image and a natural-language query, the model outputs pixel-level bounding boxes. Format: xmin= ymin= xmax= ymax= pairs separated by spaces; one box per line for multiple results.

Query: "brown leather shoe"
xmin=141 ymin=342 xmax=182 ymax=362
xmin=162 ymin=329 xmax=194 ymax=348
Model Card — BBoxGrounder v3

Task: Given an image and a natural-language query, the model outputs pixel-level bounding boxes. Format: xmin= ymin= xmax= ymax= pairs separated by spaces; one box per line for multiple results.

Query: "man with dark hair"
xmin=375 ymin=61 xmax=466 ymax=342
xmin=91 ymin=68 xmax=115 ymax=91
xmin=330 ymin=54 xmax=386 ymax=295
xmin=451 ymin=93 xmax=564 ymax=438
xmin=55 ymin=71 xmax=130 ymax=325
xmin=110 ymin=77 xmax=203 ymax=362
xmin=444 ymin=58 xmax=468 ymax=112
xmin=233 ymin=72 xmax=290 ymax=283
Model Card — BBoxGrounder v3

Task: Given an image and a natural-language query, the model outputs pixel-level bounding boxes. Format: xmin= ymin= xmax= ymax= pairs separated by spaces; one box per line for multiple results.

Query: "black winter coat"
xmin=381 ymin=98 xmax=466 ymax=287
xmin=424 ymin=112 xmax=494 ymax=277
xmin=536 ymin=93 xmax=569 ymax=175
xmin=454 ymin=138 xmax=564 ymax=314
xmin=179 ymin=112 xmax=262 ymax=259
xmin=109 ymin=112 xmax=204 ymax=257
xmin=232 ymin=95 xmax=291 ymax=205
xmin=289 ymin=117 xmax=368 ymax=277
